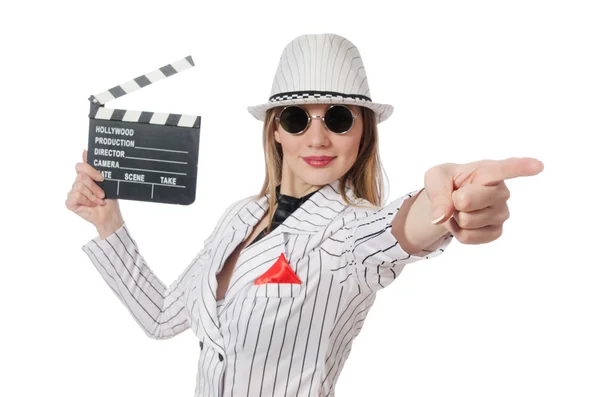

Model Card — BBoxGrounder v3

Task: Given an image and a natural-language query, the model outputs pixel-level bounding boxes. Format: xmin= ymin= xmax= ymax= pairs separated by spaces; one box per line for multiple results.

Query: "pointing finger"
xmin=469 ymin=157 xmax=544 ymax=187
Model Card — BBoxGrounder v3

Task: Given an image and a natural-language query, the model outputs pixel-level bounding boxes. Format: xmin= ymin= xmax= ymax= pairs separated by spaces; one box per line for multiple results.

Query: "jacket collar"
xmin=232 ymin=179 xmax=359 ymax=235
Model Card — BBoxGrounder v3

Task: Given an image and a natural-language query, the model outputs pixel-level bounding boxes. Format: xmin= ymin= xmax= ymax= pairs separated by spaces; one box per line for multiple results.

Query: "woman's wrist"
xmin=392 ymin=189 xmax=448 ymax=255
xmin=96 ymin=216 xmax=125 ymax=240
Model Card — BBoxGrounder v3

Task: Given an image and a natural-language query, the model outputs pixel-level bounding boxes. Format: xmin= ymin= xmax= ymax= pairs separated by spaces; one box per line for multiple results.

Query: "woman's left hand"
xmin=423 ymin=157 xmax=544 ymax=244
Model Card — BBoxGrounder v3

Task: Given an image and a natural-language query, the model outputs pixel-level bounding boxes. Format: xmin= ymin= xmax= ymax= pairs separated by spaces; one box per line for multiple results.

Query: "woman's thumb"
xmin=425 ymin=165 xmax=456 ymax=225
xmin=430 ymin=200 xmax=454 ymax=225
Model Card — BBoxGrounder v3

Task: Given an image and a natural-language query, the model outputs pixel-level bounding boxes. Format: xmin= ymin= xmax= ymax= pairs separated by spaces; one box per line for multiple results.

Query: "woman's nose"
xmin=305 ymin=115 xmax=330 ymax=147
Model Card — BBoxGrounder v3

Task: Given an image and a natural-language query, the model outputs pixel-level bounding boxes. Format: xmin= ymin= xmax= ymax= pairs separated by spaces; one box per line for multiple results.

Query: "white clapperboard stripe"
xmin=88 ymin=55 xmax=200 ymax=128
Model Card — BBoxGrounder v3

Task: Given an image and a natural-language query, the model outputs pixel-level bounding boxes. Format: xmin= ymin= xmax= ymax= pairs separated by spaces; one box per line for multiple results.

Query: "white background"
xmin=1 ymin=0 xmax=598 ymax=396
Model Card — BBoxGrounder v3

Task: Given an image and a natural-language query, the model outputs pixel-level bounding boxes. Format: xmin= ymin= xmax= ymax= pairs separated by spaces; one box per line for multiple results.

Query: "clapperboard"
xmin=88 ymin=56 xmax=200 ymax=205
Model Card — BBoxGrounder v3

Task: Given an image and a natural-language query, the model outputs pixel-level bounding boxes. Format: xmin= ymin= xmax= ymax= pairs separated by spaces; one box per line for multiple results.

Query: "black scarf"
xmin=248 ymin=185 xmax=317 ymax=247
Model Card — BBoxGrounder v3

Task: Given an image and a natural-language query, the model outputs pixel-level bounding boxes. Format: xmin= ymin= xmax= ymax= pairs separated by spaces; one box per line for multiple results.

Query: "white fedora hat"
xmin=248 ymin=33 xmax=394 ymax=123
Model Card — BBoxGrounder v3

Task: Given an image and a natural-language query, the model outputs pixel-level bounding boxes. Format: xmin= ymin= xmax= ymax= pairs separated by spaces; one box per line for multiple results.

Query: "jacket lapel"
xmin=195 ymin=194 xmax=269 ymax=351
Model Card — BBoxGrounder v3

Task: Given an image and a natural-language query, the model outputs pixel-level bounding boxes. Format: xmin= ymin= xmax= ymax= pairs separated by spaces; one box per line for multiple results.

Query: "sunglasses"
xmin=275 ymin=105 xmax=359 ymax=135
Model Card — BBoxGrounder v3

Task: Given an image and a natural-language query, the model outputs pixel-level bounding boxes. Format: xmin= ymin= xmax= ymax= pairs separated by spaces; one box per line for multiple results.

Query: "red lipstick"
xmin=302 ymin=156 xmax=335 ymax=167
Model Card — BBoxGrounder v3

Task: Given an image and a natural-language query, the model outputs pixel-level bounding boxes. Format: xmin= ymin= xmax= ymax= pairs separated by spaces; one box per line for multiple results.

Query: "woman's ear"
xmin=274 ymin=127 xmax=281 ymax=143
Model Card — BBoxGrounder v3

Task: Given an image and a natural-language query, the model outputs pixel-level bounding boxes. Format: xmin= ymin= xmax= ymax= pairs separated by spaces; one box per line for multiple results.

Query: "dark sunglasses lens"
xmin=279 ymin=107 xmax=308 ymax=134
xmin=325 ymin=106 xmax=354 ymax=133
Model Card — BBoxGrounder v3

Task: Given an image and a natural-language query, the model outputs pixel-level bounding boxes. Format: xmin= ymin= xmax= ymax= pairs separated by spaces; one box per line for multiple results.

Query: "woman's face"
xmin=274 ymin=103 xmax=363 ymax=196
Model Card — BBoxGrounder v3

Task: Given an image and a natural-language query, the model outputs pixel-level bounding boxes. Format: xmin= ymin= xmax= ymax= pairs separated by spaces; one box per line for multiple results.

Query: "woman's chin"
xmin=298 ymin=171 xmax=344 ymax=187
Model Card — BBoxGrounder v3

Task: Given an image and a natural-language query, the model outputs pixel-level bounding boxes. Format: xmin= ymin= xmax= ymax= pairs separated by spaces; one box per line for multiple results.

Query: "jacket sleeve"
xmin=81 ymin=222 xmax=208 ymax=340
xmin=341 ymin=190 xmax=453 ymax=292
xmin=79 ymin=197 xmax=251 ymax=340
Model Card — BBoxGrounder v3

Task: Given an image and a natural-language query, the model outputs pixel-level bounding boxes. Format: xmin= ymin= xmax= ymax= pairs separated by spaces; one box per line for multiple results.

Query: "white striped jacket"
xmin=82 ymin=179 xmax=452 ymax=397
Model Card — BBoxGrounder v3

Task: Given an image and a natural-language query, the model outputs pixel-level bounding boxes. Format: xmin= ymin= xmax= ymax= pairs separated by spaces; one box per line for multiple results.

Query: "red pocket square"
xmin=254 ymin=253 xmax=301 ymax=285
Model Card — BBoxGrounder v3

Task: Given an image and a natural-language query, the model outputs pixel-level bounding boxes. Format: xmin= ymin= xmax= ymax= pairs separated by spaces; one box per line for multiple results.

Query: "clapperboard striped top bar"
xmin=88 ymin=56 xmax=200 ymax=128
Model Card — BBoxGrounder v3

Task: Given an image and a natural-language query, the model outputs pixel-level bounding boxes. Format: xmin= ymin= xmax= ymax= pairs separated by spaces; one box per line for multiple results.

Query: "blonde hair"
xmin=258 ymin=106 xmax=386 ymax=233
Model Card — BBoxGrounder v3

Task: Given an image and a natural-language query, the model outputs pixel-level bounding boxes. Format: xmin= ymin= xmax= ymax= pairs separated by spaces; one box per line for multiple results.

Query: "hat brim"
xmin=248 ymin=96 xmax=394 ymax=124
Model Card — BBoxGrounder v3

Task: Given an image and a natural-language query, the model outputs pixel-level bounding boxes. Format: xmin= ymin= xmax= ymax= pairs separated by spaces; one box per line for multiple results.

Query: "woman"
xmin=66 ymin=34 xmax=542 ymax=397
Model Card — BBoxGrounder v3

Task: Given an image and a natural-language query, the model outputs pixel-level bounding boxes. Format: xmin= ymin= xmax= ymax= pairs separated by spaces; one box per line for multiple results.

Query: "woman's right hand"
xmin=66 ymin=149 xmax=124 ymax=238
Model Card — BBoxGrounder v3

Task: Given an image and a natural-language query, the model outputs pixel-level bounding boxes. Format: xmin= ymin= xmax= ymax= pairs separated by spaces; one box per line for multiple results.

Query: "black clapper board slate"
xmin=87 ymin=56 xmax=201 ymax=205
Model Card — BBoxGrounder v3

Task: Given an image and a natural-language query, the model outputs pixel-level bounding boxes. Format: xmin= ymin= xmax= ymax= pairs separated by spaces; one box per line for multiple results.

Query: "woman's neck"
xmin=278 ymin=180 xmax=321 ymax=198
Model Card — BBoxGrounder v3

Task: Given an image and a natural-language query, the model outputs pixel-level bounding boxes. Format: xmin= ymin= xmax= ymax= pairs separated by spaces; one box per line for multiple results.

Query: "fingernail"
xmin=431 ymin=207 xmax=445 ymax=225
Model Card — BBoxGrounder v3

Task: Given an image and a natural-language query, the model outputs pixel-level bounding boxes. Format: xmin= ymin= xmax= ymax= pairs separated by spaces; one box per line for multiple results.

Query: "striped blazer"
xmin=81 ymin=179 xmax=452 ymax=397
